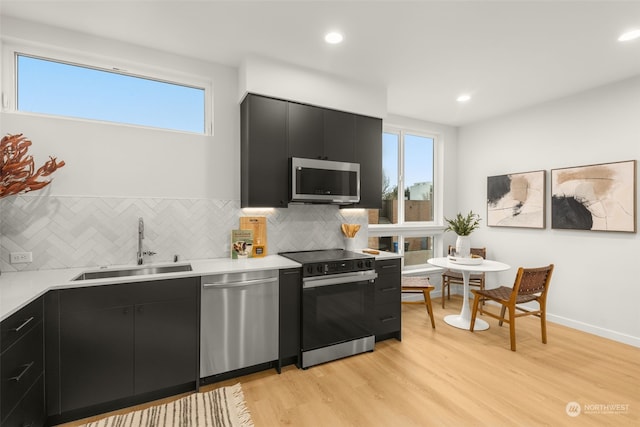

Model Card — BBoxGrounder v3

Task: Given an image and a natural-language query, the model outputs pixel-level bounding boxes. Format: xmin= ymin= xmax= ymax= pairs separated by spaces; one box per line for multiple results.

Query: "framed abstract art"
xmin=551 ymin=160 xmax=636 ymax=232
xmin=487 ymin=170 xmax=545 ymax=228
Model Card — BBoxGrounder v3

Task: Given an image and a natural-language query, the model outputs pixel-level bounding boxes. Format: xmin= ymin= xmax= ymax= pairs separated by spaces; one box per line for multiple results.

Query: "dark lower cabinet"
xmin=0 ymin=297 xmax=45 ymax=427
xmin=59 ymin=305 xmax=134 ymax=412
xmin=279 ymin=268 xmax=301 ymax=368
xmin=134 ymin=298 xmax=198 ymax=394
xmin=47 ymin=277 xmax=199 ymax=424
xmin=373 ymin=258 xmax=402 ymax=342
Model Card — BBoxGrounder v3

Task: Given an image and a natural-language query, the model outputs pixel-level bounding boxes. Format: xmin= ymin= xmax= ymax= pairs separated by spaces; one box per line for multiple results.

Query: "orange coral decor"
xmin=0 ymin=133 xmax=65 ymax=198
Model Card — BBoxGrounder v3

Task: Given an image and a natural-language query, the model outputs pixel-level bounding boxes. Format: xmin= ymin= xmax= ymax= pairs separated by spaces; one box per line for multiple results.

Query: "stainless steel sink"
xmin=73 ymin=263 xmax=193 ymax=281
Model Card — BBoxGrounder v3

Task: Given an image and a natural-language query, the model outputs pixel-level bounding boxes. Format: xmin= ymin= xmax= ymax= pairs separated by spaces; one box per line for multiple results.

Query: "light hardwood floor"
xmin=59 ymin=296 xmax=640 ymax=426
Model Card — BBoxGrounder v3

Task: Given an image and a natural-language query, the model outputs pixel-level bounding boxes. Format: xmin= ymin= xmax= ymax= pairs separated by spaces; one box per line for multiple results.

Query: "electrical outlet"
xmin=10 ymin=252 xmax=33 ymax=264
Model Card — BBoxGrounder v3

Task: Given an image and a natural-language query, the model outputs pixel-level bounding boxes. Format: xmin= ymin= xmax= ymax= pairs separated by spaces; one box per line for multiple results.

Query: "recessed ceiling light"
xmin=457 ymin=94 xmax=471 ymax=103
xmin=325 ymin=32 xmax=344 ymax=44
xmin=618 ymin=29 xmax=640 ymax=42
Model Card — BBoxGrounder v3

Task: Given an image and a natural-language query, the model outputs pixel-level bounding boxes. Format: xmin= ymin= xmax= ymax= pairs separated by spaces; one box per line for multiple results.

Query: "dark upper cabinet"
xmin=289 ymin=103 xmax=356 ymax=162
xmin=324 ymin=109 xmax=356 ymax=162
xmin=241 ymin=94 xmax=289 ymax=208
xmin=288 ymin=102 xmax=324 ymax=160
xmin=241 ymin=93 xmax=382 ymax=208
xmin=355 ymin=114 xmax=383 ymax=209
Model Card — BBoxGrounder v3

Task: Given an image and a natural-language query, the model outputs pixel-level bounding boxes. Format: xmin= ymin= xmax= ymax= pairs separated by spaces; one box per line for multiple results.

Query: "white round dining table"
xmin=428 ymin=257 xmax=511 ymax=330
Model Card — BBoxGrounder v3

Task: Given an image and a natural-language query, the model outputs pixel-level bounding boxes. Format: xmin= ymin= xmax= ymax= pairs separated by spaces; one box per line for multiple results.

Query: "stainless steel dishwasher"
xmin=200 ymin=269 xmax=279 ymax=378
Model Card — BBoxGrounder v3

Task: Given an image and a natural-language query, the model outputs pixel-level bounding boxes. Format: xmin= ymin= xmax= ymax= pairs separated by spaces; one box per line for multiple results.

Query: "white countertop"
xmin=0 ymin=248 xmax=400 ymax=322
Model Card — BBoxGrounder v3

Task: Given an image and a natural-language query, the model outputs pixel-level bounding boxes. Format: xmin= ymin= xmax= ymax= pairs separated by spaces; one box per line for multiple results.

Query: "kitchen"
xmin=2 ymin=1 xmax=640 ymax=426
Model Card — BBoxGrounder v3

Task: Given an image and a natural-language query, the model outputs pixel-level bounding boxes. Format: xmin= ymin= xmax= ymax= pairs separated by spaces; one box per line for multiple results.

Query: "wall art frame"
xmin=551 ymin=160 xmax=636 ymax=233
xmin=487 ymin=170 xmax=546 ymax=229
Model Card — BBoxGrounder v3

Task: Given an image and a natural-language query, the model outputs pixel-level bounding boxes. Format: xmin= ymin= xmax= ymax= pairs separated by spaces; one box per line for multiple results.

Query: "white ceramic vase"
xmin=344 ymin=237 xmax=356 ymax=251
xmin=455 ymin=235 xmax=471 ymax=258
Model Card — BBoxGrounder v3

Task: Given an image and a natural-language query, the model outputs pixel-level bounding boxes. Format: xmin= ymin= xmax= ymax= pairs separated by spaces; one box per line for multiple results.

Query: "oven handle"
xmin=303 ymin=270 xmax=377 ymax=289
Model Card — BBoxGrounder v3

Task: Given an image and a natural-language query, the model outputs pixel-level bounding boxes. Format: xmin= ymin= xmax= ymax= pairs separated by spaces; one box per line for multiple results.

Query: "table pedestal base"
xmin=444 ymin=314 xmax=489 ymax=331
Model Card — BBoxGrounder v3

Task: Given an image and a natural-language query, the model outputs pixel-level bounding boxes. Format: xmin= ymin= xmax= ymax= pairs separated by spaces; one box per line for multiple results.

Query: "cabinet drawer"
xmin=1 ymin=374 xmax=45 ymax=427
xmin=376 ymin=259 xmax=401 ymax=274
xmin=374 ymin=283 xmax=400 ymax=305
xmin=1 ymin=298 xmax=43 ymax=353
xmin=1 ymin=321 xmax=44 ymax=422
xmin=372 ymin=304 xmax=401 ymax=335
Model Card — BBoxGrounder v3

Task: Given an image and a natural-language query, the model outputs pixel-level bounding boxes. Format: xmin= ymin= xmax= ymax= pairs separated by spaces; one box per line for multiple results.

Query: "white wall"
xmin=457 ymin=75 xmax=640 ymax=347
xmin=1 ymin=17 xmax=239 ymax=200
xmin=239 ymin=56 xmax=387 ymax=118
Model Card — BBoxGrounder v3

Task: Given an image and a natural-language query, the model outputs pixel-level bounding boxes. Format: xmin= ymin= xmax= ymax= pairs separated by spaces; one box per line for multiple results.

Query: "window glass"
xmin=367 ymin=235 xmax=400 ymax=254
xmin=404 ymin=236 xmax=434 ymax=267
xmin=368 ymin=128 xmax=440 ymax=267
xmin=404 ymin=134 xmax=434 ymax=222
xmin=16 ymin=54 xmax=206 ymax=133
xmin=380 ymin=132 xmax=399 ymax=224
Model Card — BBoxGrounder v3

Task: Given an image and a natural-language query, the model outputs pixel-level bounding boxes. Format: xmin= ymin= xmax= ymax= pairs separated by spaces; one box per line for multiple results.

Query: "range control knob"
xmin=306 ymin=265 xmax=314 ymax=275
xmin=365 ymin=260 xmax=373 ymax=268
xmin=357 ymin=260 xmax=363 ymax=268
xmin=317 ymin=264 xmax=324 ymax=273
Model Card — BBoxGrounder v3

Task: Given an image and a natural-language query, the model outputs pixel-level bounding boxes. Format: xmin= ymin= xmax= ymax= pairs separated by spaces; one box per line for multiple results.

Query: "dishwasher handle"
xmin=203 ymin=276 xmax=278 ymax=288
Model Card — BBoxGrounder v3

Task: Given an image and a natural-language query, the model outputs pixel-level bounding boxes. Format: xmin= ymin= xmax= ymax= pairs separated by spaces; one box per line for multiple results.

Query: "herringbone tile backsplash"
xmin=0 ymin=195 xmax=368 ymax=272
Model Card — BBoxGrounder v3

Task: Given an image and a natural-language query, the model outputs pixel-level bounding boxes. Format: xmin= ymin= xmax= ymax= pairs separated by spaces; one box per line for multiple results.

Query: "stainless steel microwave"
xmin=290 ymin=157 xmax=360 ymax=205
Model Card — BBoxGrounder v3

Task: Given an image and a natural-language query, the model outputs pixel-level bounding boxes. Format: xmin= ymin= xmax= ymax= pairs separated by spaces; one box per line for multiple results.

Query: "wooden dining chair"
xmin=441 ymin=246 xmax=487 ymax=308
xmin=401 ymin=276 xmax=436 ymax=328
xmin=470 ymin=264 xmax=554 ymax=351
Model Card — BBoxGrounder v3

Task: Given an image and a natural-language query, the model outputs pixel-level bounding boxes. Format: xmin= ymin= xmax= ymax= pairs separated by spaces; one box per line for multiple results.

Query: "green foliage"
xmin=444 ymin=211 xmax=481 ymax=236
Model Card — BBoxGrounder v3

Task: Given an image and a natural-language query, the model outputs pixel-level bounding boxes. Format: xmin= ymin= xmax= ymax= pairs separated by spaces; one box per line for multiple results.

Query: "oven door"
xmin=302 ymin=270 xmax=376 ymax=352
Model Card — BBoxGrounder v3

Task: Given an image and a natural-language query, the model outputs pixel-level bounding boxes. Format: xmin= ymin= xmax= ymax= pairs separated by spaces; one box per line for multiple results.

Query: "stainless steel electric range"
xmin=280 ymin=249 xmax=377 ymax=368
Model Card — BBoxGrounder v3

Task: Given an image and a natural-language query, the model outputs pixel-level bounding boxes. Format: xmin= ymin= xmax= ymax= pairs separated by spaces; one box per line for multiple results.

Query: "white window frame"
xmin=369 ymin=125 xmax=446 ymax=271
xmin=1 ymin=41 xmax=214 ymax=135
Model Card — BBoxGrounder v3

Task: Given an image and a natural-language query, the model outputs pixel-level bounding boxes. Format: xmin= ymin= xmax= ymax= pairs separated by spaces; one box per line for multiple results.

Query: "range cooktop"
xmin=280 ymin=249 xmax=374 ymax=277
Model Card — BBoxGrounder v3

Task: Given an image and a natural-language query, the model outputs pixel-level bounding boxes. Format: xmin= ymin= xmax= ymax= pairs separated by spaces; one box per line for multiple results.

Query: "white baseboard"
xmin=547 ymin=313 xmax=640 ymax=348
xmin=411 ymin=292 xmax=640 ymax=348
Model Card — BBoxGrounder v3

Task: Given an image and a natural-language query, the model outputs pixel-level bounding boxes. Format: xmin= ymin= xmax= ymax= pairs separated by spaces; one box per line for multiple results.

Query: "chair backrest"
xmin=448 ymin=245 xmax=486 ymax=258
xmin=512 ymin=264 xmax=554 ymax=298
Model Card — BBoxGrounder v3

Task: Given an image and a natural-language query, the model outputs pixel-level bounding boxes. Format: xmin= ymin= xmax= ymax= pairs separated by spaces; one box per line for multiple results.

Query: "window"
xmin=14 ymin=53 xmax=208 ymax=134
xmin=368 ymin=128 xmax=442 ymax=269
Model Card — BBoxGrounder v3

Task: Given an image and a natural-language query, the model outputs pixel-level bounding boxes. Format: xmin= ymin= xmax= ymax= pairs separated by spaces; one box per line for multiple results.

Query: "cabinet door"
xmin=59 ymin=306 xmax=134 ymax=412
xmin=279 ymin=268 xmax=301 ymax=363
xmin=1 ymin=375 xmax=45 ymax=427
xmin=354 ymin=115 xmax=383 ymax=209
xmin=373 ymin=259 xmax=402 ymax=341
xmin=134 ymin=298 xmax=198 ymax=395
xmin=323 ymin=109 xmax=356 ymax=162
xmin=241 ymin=94 xmax=289 ymax=207
xmin=288 ymin=102 xmax=324 ymax=159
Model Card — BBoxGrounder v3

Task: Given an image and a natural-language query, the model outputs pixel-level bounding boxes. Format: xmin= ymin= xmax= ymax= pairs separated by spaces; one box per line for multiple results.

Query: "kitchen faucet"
xmin=137 ymin=217 xmax=156 ymax=265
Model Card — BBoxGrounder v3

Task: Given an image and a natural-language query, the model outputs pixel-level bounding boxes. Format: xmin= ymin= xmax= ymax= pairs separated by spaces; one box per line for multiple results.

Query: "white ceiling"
xmin=2 ymin=0 xmax=640 ymax=126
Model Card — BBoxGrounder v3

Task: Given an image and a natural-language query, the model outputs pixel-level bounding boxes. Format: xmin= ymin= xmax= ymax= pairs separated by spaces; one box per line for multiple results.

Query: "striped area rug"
xmin=80 ymin=384 xmax=254 ymax=427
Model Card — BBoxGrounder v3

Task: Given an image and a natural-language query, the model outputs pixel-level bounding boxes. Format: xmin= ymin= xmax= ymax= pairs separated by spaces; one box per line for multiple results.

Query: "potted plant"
xmin=444 ymin=211 xmax=481 ymax=257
